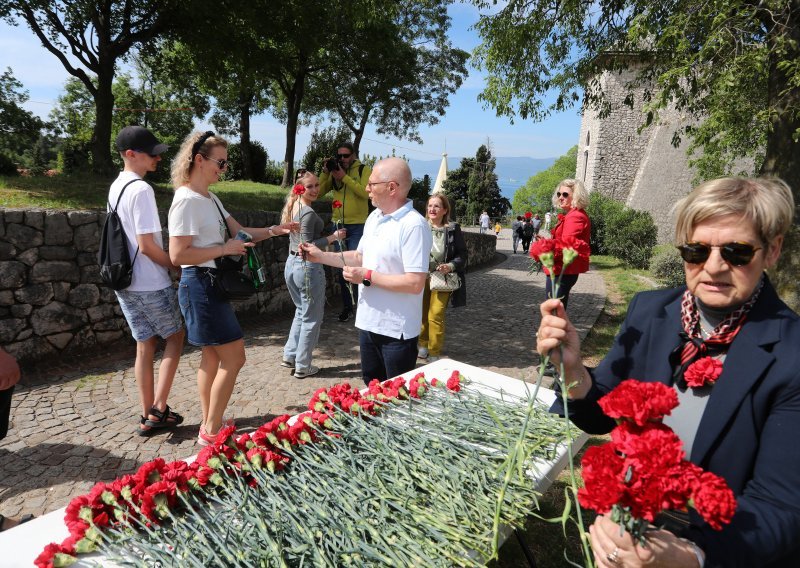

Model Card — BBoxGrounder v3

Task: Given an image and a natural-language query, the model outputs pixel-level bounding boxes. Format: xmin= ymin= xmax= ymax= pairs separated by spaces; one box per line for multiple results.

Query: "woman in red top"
xmin=544 ymin=178 xmax=591 ymax=310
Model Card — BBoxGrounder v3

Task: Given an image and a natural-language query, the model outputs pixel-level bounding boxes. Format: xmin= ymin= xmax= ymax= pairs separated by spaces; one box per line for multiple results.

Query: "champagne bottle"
xmin=247 ymin=247 xmax=267 ymax=287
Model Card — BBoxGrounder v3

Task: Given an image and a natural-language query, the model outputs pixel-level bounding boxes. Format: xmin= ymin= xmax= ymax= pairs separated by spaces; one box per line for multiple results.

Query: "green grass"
xmin=0 ymin=174 xmax=310 ymax=212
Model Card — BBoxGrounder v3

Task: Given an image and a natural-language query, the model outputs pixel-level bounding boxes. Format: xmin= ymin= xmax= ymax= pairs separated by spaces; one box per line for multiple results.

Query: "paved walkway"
xmin=0 ymin=228 xmax=605 ymax=520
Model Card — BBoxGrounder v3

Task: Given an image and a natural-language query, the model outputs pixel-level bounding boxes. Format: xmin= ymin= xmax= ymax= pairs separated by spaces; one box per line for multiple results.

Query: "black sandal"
xmin=136 ymin=416 xmax=156 ymax=437
xmin=144 ymin=405 xmax=184 ymax=429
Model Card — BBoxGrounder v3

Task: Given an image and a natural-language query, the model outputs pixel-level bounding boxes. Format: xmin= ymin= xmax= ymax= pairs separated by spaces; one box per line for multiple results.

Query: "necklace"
xmin=698 ymin=321 xmax=715 ymax=339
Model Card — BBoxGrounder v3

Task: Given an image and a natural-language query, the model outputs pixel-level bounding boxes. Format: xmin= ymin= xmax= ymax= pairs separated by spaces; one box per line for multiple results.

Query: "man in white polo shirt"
xmin=300 ymin=157 xmax=432 ymax=384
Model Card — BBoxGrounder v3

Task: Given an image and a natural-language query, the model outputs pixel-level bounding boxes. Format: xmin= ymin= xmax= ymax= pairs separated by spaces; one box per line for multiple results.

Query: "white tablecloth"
xmin=0 ymin=358 xmax=586 ymax=567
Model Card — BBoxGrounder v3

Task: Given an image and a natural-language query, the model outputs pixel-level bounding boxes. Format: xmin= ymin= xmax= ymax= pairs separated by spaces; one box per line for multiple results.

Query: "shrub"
xmin=604 ymin=208 xmax=657 ymax=269
xmin=586 ymin=191 xmax=657 ymax=269
xmin=264 ymin=159 xmax=284 ymax=185
xmin=0 ymin=153 xmax=18 ymax=176
xmin=224 ymin=141 xmax=269 ymax=182
xmin=651 ymin=246 xmax=686 ymax=288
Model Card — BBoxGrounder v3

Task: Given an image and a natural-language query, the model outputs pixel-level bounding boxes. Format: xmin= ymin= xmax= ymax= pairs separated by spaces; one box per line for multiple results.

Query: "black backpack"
xmin=523 ymin=222 xmax=534 ymax=238
xmin=98 ymin=179 xmax=139 ymax=290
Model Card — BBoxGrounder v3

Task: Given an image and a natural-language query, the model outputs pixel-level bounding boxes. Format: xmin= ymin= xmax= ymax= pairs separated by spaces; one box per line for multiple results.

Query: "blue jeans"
xmin=359 ymin=330 xmax=418 ymax=385
xmin=283 ymin=256 xmax=326 ymax=372
xmin=546 ymin=274 xmax=579 ymax=311
xmin=334 ymin=223 xmax=364 ymax=311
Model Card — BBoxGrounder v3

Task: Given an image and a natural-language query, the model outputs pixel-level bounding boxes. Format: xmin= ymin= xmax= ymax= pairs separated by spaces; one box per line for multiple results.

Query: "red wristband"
xmin=364 ymin=269 xmax=373 ymax=282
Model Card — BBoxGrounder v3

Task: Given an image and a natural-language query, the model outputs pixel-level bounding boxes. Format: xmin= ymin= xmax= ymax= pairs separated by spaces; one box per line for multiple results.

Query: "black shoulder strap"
xmin=211 ymin=194 xmax=233 ymax=239
xmin=358 ymin=164 xmax=364 ymax=178
xmin=110 ymin=179 xmax=139 ymax=213
xmin=109 ymin=178 xmax=141 ymax=266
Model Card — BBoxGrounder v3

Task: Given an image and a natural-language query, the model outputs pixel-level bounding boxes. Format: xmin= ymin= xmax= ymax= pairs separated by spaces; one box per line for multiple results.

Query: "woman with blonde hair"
xmin=417 ymin=193 xmax=467 ymax=362
xmin=168 ymin=130 xmax=295 ymax=445
xmin=542 ymin=178 xmax=591 ymax=310
xmin=537 ymin=177 xmax=800 ymax=566
xmin=280 ymin=173 xmax=345 ymax=378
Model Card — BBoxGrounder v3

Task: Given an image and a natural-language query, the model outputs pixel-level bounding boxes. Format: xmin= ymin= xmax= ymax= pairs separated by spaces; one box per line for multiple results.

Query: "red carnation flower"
xmin=684 ymin=356 xmax=723 ymax=388
xmin=690 ymin=471 xmax=737 ymax=530
xmin=292 ymin=183 xmax=305 ymax=195
xmin=599 ymin=380 xmax=678 ymax=425
xmin=446 ymin=371 xmax=462 ymax=392
xmin=529 ymin=238 xmax=559 ymax=269
xmin=332 ymin=200 xmax=343 ymax=209
xmin=578 ymin=444 xmax=626 ymax=513
xmin=524 ymin=211 xmax=533 ymax=219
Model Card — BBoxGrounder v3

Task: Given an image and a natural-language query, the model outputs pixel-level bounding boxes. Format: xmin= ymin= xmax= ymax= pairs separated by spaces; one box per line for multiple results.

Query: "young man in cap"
xmin=110 ymin=126 xmax=185 ymax=436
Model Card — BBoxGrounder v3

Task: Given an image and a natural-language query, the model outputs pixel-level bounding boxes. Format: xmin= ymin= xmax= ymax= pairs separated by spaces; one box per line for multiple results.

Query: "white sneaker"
xmin=294 ymin=365 xmax=320 ymax=379
xmin=417 ymin=347 xmax=429 ymax=359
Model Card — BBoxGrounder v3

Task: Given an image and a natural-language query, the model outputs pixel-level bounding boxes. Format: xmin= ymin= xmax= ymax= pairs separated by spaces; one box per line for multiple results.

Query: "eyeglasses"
xmin=677 ymin=242 xmax=762 ymax=266
xmin=201 ymin=154 xmax=229 ymax=169
xmin=366 ymin=180 xmax=395 ymax=189
xmin=557 ymin=192 xmax=571 ymax=198
xmin=337 ymin=153 xmax=352 ymax=159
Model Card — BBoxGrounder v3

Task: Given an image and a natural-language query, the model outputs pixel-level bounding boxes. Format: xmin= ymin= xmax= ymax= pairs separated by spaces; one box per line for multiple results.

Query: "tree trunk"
xmin=239 ymin=95 xmax=253 ymax=181
xmin=281 ymin=75 xmax=306 ymax=187
xmin=91 ymin=66 xmax=115 ymax=175
xmin=761 ymin=15 xmax=800 ymax=313
xmin=352 ymin=108 xmax=370 ymax=156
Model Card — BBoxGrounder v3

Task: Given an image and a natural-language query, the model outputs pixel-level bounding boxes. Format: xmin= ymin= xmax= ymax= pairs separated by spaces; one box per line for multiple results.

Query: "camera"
xmin=325 ymin=156 xmax=341 ymax=172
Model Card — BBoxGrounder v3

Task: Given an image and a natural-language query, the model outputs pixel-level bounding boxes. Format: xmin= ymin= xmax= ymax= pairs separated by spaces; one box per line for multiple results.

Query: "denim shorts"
xmin=116 ymin=286 xmax=183 ymax=342
xmin=178 ymin=267 xmax=243 ymax=346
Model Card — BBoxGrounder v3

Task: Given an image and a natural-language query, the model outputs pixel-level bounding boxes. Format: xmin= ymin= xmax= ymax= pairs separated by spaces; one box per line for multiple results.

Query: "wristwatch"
xmin=363 ymin=269 xmax=373 ymax=287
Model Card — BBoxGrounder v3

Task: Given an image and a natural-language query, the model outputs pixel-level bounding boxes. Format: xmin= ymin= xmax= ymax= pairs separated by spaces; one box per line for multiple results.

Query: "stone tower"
xmin=576 ymin=66 xmax=700 ymax=243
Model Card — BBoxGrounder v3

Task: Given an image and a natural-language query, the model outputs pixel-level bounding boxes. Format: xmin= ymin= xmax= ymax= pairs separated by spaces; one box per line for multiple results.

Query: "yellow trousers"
xmin=419 ymin=286 xmax=451 ymax=356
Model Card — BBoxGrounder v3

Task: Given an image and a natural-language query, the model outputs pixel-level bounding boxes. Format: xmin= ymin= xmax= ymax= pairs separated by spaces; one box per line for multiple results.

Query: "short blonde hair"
xmin=674 ymin=177 xmax=795 ymax=246
xmin=170 ymin=130 xmax=228 ymax=188
xmin=552 ymin=178 xmax=589 ymax=210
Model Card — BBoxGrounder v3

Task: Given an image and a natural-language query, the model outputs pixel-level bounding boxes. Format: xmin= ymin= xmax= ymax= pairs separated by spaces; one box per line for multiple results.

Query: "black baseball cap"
xmin=115 ymin=126 xmax=168 ymax=156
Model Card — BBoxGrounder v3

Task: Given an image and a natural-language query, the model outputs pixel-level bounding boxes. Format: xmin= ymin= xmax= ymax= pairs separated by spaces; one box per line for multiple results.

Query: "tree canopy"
xmin=444 ymin=144 xmax=510 ymax=222
xmin=472 ymin=0 xmax=800 ymax=307
xmin=0 ymin=67 xmax=45 ymax=161
xmin=512 ymin=146 xmax=577 ymax=214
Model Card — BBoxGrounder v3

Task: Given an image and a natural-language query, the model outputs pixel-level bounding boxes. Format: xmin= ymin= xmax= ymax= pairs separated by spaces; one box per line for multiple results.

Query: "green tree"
xmin=312 ymin=1 xmax=468 ymax=153
xmin=4 ymin=1 xmax=187 ymax=174
xmin=300 ymin=124 xmax=353 ymax=176
xmin=444 ymin=144 xmax=510 ymax=223
xmin=472 ymin=0 xmax=800 ymax=308
xmin=0 ymin=67 xmax=45 ymax=162
xmin=513 ymin=146 xmax=578 ymax=214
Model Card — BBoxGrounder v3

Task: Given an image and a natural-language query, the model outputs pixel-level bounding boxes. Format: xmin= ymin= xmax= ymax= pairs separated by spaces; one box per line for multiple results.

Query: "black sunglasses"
xmin=200 ymin=154 xmax=229 ymax=169
xmin=557 ymin=192 xmax=571 ymax=198
xmin=337 ymin=153 xmax=352 ymax=159
xmin=677 ymin=242 xmax=762 ymax=266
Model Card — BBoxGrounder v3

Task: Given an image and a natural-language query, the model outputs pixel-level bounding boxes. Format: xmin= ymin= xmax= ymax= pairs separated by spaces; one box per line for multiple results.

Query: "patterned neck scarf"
xmin=670 ymin=276 xmax=764 ymax=381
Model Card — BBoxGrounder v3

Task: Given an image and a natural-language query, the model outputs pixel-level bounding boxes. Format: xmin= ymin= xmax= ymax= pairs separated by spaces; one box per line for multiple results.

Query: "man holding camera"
xmin=319 ymin=141 xmax=372 ymax=322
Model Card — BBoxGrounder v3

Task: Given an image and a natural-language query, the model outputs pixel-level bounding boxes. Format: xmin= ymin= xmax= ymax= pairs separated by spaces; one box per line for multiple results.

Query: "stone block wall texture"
xmin=577 ymin=67 xmax=700 ymax=243
xmin=0 ymin=207 xmax=495 ymax=365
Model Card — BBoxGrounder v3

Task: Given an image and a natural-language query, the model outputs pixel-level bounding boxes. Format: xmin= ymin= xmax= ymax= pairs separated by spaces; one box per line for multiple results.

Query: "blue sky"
xmin=0 ymin=4 xmax=582 ymax=162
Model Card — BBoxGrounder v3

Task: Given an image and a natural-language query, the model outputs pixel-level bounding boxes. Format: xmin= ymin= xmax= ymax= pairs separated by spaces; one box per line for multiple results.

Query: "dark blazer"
xmin=552 ymin=277 xmax=800 ymax=567
xmin=442 ymin=222 xmax=467 ymax=308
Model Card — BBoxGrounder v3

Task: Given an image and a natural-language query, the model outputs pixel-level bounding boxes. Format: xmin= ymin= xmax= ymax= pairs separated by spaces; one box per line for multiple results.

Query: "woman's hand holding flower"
xmin=589 ymin=514 xmax=703 ymax=568
xmin=536 ymin=298 xmax=589 ymax=395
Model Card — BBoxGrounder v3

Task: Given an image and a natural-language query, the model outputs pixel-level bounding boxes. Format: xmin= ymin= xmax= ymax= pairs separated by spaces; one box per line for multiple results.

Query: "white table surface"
xmin=0 ymin=358 xmax=586 ymax=567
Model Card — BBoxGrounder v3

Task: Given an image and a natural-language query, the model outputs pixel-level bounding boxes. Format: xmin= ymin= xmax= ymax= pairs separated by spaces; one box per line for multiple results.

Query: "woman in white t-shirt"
xmin=168 ymin=131 xmax=295 ymax=446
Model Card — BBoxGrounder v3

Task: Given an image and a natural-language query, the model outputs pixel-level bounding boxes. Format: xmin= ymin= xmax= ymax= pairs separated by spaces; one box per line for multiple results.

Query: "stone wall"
xmin=463 ymin=232 xmax=496 ymax=268
xmin=1 ymin=208 xmax=496 ymax=365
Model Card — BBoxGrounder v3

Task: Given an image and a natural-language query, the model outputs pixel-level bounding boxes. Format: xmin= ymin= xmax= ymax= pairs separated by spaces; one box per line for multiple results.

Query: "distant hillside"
xmin=407 ymin=156 xmax=556 ymax=200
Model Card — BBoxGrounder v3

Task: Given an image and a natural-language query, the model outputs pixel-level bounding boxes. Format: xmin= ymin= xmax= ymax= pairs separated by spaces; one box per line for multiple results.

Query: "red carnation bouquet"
xmin=579 ymin=380 xmax=737 ymax=542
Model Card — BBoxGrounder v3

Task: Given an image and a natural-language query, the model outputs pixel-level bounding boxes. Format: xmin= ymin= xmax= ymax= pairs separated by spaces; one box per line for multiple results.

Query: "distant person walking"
xmin=532 ymin=213 xmax=542 ymax=236
xmin=479 ymin=211 xmax=490 ymax=234
xmin=511 ymin=215 xmax=523 ymax=253
xmin=544 ymin=211 xmax=552 ymax=232
xmin=494 ymin=221 xmax=502 ymax=236
xmin=110 ymin=126 xmax=185 ymax=437
xmin=521 ymin=217 xmax=535 ymax=253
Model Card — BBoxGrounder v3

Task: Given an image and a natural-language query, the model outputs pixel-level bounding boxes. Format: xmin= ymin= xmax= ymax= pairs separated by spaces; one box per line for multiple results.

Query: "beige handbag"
xmin=429 ymin=270 xmax=461 ymax=292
